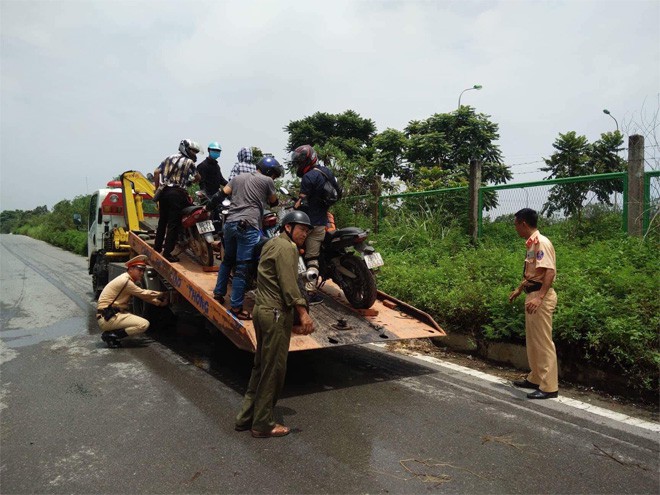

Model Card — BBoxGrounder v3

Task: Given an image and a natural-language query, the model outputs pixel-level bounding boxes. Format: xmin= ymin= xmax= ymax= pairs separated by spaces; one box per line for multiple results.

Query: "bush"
xmin=373 ymin=209 xmax=660 ymax=397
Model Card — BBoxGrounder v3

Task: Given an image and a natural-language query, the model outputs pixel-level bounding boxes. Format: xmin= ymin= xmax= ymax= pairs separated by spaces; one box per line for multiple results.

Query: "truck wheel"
xmin=338 ymin=255 xmax=378 ymax=309
xmin=189 ymin=229 xmax=214 ymax=266
xmin=92 ymin=274 xmax=102 ymax=300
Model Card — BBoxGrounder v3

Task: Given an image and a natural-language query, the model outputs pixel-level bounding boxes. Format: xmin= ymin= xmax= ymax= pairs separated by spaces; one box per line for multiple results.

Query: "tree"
xmin=403 ymin=106 xmax=511 ymax=190
xmin=541 ymin=131 xmax=625 ymax=220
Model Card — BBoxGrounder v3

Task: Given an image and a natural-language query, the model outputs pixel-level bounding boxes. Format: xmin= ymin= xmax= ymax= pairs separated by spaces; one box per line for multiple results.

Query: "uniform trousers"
xmin=304 ymin=226 xmax=326 ymax=292
xmin=524 ymin=288 xmax=558 ymax=392
xmin=235 ymin=304 xmax=293 ymax=432
xmin=98 ymin=312 xmax=150 ymax=336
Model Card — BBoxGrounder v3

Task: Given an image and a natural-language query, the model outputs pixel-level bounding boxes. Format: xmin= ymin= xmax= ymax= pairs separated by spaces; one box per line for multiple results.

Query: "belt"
xmin=523 ymin=281 xmax=543 ymax=294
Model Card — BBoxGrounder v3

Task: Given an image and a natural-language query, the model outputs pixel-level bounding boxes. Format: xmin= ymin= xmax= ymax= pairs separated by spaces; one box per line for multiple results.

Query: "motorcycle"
xmin=173 ymin=193 xmax=216 ymax=266
xmin=278 ymin=188 xmax=384 ymax=309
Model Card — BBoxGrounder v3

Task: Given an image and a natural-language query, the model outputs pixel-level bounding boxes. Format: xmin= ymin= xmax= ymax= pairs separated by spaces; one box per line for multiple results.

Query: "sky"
xmin=1 ymin=0 xmax=659 ymax=211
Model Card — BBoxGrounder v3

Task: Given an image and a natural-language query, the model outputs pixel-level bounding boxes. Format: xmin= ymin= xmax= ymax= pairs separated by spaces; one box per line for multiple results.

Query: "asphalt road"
xmin=1 ymin=234 xmax=658 ymax=494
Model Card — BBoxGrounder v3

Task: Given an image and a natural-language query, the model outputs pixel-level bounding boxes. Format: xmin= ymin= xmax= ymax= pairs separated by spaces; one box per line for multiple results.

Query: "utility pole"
xmin=627 ymin=135 xmax=644 ymax=237
xmin=468 ymin=158 xmax=482 ymax=244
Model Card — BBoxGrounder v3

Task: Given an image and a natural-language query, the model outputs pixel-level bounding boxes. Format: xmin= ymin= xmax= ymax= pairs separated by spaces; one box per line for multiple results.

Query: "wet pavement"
xmin=1 ymin=234 xmax=659 ymax=494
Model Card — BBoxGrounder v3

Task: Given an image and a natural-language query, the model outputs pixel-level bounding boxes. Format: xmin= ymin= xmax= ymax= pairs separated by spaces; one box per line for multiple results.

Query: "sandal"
xmin=230 ymin=308 xmax=252 ymax=321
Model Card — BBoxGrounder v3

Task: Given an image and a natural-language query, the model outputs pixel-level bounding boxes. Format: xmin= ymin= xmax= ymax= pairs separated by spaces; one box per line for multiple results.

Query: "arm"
xmin=294 ymin=305 xmax=314 ymax=335
xmin=268 ymin=193 xmax=279 ymax=207
xmin=524 ymin=267 xmax=555 ymax=314
xmin=126 ymin=281 xmax=169 ymax=307
xmin=153 ymin=168 xmax=162 ymax=188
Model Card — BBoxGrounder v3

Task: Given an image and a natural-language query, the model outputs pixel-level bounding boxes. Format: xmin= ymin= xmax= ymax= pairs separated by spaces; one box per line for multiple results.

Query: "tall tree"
xmin=403 ymin=106 xmax=511 ymax=190
xmin=541 ymin=131 xmax=625 ymax=220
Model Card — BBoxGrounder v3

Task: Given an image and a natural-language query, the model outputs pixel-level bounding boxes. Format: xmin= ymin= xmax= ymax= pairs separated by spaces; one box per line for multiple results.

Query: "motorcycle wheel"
xmin=187 ymin=228 xmax=214 ymax=266
xmin=337 ymin=255 xmax=377 ymax=309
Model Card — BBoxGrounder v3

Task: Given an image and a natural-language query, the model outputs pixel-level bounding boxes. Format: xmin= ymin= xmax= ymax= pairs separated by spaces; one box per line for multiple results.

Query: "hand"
xmin=525 ymin=296 xmax=542 ymax=314
xmin=293 ymin=311 xmax=315 ymax=335
xmin=509 ymin=287 xmax=522 ymax=303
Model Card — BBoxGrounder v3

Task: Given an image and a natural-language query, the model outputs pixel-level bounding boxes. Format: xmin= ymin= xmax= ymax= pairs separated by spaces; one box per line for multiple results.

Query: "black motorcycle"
xmin=278 ymin=189 xmax=383 ymax=309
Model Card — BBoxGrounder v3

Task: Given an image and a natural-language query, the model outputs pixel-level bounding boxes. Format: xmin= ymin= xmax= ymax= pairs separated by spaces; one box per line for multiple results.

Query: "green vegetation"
xmin=369 ymin=207 xmax=659 ymax=398
xmin=0 ymin=195 xmax=90 ymax=255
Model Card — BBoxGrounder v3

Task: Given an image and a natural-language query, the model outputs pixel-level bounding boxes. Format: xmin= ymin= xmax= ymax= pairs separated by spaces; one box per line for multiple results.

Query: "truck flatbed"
xmin=129 ymin=232 xmax=445 ymax=352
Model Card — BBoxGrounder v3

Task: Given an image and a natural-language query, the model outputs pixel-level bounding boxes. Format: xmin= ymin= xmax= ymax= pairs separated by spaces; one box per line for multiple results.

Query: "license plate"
xmin=196 ymin=220 xmax=214 ymax=234
xmin=364 ymin=252 xmax=384 ymax=269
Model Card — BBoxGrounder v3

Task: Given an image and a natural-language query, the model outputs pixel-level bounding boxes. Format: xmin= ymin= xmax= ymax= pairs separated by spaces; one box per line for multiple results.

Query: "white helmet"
xmin=179 ymin=139 xmax=200 ymax=160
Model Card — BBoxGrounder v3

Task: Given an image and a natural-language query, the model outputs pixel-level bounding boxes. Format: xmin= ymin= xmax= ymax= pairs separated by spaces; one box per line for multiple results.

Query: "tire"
xmin=337 ymin=255 xmax=377 ymax=309
xmin=92 ymin=274 xmax=102 ymax=300
xmin=187 ymin=228 xmax=214 ymax=266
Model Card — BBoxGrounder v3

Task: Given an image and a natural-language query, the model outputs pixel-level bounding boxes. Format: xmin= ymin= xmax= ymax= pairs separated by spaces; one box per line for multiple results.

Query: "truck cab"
xmin=88 ymin=175 xmax=159 ymax=297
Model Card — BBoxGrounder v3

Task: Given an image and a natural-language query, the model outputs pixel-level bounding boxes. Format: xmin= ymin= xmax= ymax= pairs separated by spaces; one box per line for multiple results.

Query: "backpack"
xmin=315 ymin=167 xmax=342 ymax=207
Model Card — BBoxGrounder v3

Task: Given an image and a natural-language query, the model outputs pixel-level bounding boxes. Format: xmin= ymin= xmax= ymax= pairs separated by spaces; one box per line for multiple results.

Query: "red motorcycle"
xmin=175 ymin=197 xmax=215 ymax=266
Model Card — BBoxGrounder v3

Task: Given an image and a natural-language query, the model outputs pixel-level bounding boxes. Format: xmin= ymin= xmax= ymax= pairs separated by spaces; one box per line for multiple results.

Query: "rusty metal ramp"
xmin=129 ymin=232 xmax=445 ymax=353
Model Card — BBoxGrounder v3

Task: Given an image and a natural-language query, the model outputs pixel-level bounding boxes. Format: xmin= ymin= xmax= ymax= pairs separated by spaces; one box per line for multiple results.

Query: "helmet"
xmin=292 ymin=145 xmax=318 ymax=177
xmin=208 ymin=141 xmax=222 ymax=160
xmin=280 ymin=210 xmax=312 ymax=230
xmin=207 ymin=141 xmax=222 ymax=152
xmin=179 ymin=139 xmax=201 ymax=160
xmin=256 ymin=156 xmax=284 ymax=179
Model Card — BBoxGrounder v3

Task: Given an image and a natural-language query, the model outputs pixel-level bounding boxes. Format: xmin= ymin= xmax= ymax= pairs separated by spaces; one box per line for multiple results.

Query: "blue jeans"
xmin=214 ymin=221 xmax=261 ymax=309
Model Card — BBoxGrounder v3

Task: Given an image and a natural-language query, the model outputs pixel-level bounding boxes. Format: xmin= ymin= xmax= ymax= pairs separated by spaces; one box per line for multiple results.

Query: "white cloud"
xmin=1 ymin=0 xmax=658 ymax=211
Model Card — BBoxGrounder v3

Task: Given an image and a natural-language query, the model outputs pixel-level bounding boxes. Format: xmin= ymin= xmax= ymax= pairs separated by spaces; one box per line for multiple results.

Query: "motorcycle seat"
xmin=326 ymin=227 xmax=365 ymax=240
xmin=182 ymin=205 xmax=203 ymax=216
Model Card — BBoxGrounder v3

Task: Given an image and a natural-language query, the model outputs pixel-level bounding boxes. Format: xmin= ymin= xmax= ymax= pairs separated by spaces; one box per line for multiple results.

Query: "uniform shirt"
xmin=523 ymin=230 xmax=556 ymax=283
xmin=254 ymin=236 xmax=307 ymax=311
xmin=226 ymin=172 xmax=276 ymax=230
xmin=155 ymin=153 xmax=196 ymax=188
xmin=97 ymin=272 xmax=164 ymax=311
xmin=197 ymin=156 xmax=227 ymax=195
xmin=300 ymin=165 xmax=338 ymax=226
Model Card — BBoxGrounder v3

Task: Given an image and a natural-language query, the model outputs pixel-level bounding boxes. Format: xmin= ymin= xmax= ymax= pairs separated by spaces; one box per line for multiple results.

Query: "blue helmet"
xmin=208 ymin=141 xmax=222 ymax=160
xmin=256 ymin=156 xmax=284 ymax=179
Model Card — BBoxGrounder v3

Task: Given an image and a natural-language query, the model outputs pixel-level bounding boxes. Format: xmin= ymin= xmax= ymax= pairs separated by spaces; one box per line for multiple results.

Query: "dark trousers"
xmin=235 ymin=304 xmax=293 ymax=432
xmin=154 ymin=187 xmax=189 ymax=255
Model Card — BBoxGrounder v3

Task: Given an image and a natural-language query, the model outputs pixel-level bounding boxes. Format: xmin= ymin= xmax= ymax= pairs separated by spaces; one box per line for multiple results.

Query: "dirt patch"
xmin=386 ymin=339 xmax=659 ymax=424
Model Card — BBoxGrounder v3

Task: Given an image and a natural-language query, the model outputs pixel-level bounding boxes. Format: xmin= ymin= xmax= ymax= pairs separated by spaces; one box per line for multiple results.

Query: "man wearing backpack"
xmin=292 ymin=144 xmax=341 ymax=304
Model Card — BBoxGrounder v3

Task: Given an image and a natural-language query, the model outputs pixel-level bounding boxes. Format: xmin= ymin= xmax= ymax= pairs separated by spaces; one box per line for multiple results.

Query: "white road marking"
xmin=373 ymin=345 xmax=660 ymax=433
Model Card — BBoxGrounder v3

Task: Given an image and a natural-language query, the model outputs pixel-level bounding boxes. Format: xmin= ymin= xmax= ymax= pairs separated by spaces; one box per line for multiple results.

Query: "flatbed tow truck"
xmin=90 ymin=171 xmax=445 ymax=352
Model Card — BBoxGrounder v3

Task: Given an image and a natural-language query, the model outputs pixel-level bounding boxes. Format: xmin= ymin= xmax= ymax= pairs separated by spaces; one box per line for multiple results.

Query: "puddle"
xmin=0 ymin=316 xmax=89 ymax=348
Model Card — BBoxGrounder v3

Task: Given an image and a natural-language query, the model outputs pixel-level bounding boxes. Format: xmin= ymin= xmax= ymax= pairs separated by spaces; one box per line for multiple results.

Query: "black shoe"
xmin=308 ymin=293 xmax=324 ymax=305
xmin=513 ymin=379 xmax=540 ymax=389
xmin=527 ymin=389 xmax=559 ymax=399
xmin=213 ymin=293 xmax=225 ymax=303
xmin=164 ymin=253 xmax=180 ymax=262
xmin=234 ymin=423 xmax=251 ymax=432
xmin=101 ymin=332 xmax=122 ymax=348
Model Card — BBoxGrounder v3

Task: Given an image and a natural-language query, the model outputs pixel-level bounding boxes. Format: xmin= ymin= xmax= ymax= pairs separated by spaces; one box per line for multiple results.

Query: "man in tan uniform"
xmin=509 ymin=208 xmax=559 ymax=399
xmin=97 ymin=255 xmax=169 ymax=348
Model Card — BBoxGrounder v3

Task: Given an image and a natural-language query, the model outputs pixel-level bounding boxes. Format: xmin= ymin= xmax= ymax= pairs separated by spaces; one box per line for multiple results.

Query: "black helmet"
xmin=291 ymin=145 xmax=318 ymax=177
xmin=256 ymin=156 xmax=284 ymax=179
xmin=280 ymin=210 xmax=312 ymax=230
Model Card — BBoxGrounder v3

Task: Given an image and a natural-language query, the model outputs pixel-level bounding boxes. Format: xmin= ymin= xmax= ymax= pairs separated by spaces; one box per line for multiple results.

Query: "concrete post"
xmin=469 ymin=159 xmax=482 ymax=244
xmin=627 ymin=135 xmax=644 ymax=237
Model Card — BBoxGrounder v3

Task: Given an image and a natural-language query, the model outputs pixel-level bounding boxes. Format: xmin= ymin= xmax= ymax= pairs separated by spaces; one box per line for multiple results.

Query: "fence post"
xmin=627 ymin=135 xmax=644 ymax=237
xmin=468 ymin=159 xmax=482 ymax=244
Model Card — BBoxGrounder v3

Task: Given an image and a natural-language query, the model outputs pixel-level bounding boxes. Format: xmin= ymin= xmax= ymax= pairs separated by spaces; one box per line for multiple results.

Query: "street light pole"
xmin=603 ymin=109 xmax=619 ymax=132
xmin=458 ymin=84 xmax=483 ymax=109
